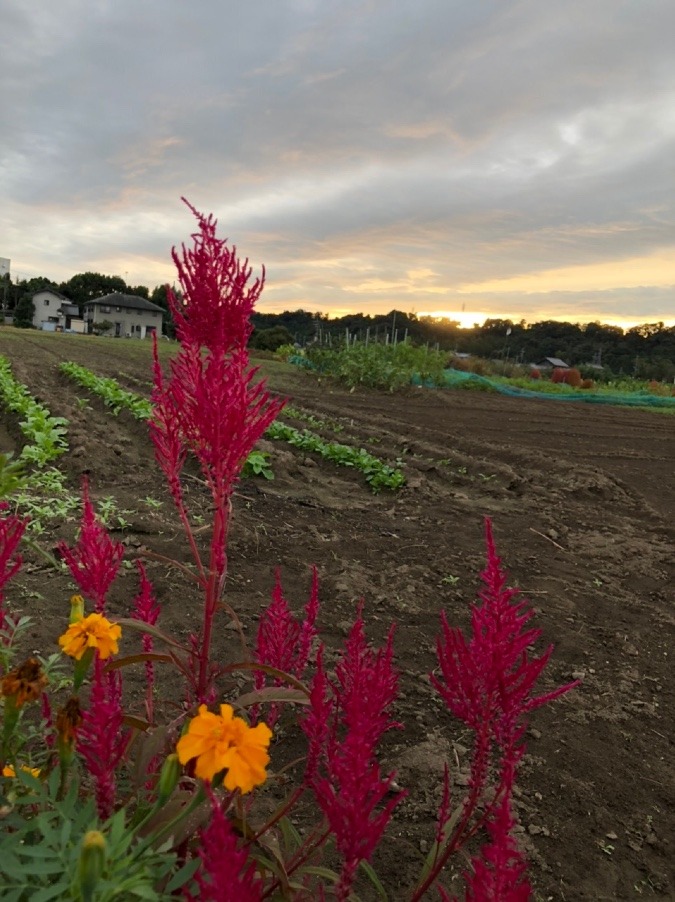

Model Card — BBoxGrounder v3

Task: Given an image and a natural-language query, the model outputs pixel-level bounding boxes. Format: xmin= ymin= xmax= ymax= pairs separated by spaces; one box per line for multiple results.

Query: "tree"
xmin=13 ymin=295 xmax=35 ymax=328
xmin=150 ymin=284 xmax=179 ymax=338
xmin=59 ymin=273 xmax=128 ymax=309
xmin=249 ymin=325 xmax=294 ymax=352
xmin=91 ymin=319 xmax=114 ymax=336
xmin=128 ymin=284 xmax=149 ymax=299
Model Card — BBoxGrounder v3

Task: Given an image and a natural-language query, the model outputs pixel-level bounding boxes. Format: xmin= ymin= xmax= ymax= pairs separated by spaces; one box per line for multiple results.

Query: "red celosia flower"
xmin=152 ymin=344 xmax=284 ymax=511
xmin=462 ymin=795 xmax=532 ymax=902
xmin=131 ymin=561 xmax=160 ymax=722
xmin=414 ymin=519 xmax=577 ymax=900
xmin=77 ymin=657 xmax=130 ymax=820
xmin=301 ymin=612 xmax=405 ymax=901
xmin=0 ymin=503 xmax=27 ymax=640
xmin=432 ymin=518 xmax=576 ymax=751
xmin=169 ymin=198 xmax=262 ymax=355
xmin=186 ymin=788 xmax=262 ymax=901
xmin=58 ymin=479 xmax=124 ymax=613
xmin=149 ymin=202 xmax=286 ymax=703
xmin=253 ymin=567 xmax=319 ymax=726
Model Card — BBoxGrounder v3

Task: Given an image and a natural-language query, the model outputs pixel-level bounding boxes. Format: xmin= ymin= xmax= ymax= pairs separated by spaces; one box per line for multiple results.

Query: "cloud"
xmin=1 ymin=0 xmax=674 ymax=325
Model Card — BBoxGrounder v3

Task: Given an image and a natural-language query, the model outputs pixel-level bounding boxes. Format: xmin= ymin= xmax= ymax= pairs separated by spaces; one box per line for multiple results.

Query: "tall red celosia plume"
xmin=150 ymin=202 xmax=284 ymax=516
xmin=149 ymin=201 xmax=286 ymax=702
xmin=253 ymin=568 xmax=320 ymax=726
xmin=130 ymin=561 xmax=161 ymax=723
xmin=77 ymin=656 xmax=130 ymax=820
xmin=414 ymin=518 xmax=577 ymax=900
xmin=186 ymin=788 xmax=262 ymax=902
xmin=432 ymin=518 xmax=577 ymax=751
xmin=0 ymin=502 xmax=27 ymax=638
xmin=462 ymin=795 xmax=532 ymax=901
xmin=169 ymin=198 xmax=262 ymax=354
xmin=58 ymin=479 xmax=124 ymax=613
xmin=153 ymin=345 xmax=283 ymax=506
xmin=301 ymin=612 xmax=405 ymax=901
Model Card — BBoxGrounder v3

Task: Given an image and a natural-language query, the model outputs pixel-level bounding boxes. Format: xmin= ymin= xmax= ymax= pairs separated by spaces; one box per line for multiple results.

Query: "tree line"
xmin=251 ymin=310 xmax=675 ymax=380
xmin=1 ymin=273 xmax=673 ymax=379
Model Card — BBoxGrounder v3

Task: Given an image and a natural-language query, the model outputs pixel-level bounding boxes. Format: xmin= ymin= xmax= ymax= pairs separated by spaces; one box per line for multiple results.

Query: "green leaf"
xmin=360 ymin=860 xmax=388 ymax=899
xmin=164 ymin=856 xmax=201 ymax=892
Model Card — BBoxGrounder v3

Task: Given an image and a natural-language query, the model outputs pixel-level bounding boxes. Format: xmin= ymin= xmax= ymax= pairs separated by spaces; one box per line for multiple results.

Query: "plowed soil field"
xmin=0 ymin=328 xmax=673 ymax=901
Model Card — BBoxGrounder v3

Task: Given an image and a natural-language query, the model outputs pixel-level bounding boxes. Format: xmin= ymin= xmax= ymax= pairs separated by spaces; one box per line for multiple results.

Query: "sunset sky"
xmin=1 ymin=1 xmax=674 ymax=328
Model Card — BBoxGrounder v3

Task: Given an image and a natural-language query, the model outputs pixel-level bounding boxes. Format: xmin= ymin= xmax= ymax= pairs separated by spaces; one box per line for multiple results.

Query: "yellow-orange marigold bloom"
xmin=2 ymin=764 xmax=41 ymax=778
xmin=1 ymin=657 xmax=48 ymax=707
xmin=58 ymin=613 xmax=121 ymax=661
xmin=176 ymin=704 xmax=272 ymax=793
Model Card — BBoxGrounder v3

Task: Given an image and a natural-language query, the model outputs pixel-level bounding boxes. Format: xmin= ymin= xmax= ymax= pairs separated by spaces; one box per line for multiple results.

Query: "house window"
xmin=116 ymin=306 xmax=121 ymax=312
xmin=43 ymin=299 xmax=50 ymax=306
xmin=101 ymin=305 xmax=111 ymax=314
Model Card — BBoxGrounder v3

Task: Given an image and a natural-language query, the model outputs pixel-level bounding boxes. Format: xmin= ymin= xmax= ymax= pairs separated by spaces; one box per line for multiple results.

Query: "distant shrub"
xmin=529 ymin=368 xmax=541 ymax=380
xmin=647 ymin=380 xmax=669 ymax=396
xmin=465 ymin=357 xmax=491 ymax=376
xmin=274 ymin=343 xmax=296 ymax=361
xmin=551 ymin=367 xmax=581 ymax=387
xmin=580 ymin=379 xmax=594 ymax=390
xmin=447 ymin=356 xmax=470 ymax=372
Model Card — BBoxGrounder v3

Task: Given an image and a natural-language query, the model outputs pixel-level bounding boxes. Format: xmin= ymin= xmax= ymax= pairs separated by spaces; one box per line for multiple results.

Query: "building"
xmin=83 ymin=293 xmax=164 ymax=338
xmin=536 ymin=357 xmax=570 ymax=369
xmin=32 ymin=288 xmax=86 ymax=333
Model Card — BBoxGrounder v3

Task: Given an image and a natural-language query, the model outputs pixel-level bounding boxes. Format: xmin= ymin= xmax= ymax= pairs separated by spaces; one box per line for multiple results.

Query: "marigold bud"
xmin=69 ymin=594 xmax=85 ymax=623
xmin=78 ymin=830 xmax=106 ymax=902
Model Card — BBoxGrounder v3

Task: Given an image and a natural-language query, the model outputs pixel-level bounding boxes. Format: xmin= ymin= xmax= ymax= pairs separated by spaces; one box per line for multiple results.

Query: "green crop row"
xmin=59 ymin=361 xmax=153 ymax=420
xmin=0 ymin=357 xmax=79 ymax=532
xmin=266 ymin=421 xmax=405 ymax=493
xmin=0 ymin=356 xmax=69 ymax=468
xmin=60 ymin=363 xmax=405 ymax=492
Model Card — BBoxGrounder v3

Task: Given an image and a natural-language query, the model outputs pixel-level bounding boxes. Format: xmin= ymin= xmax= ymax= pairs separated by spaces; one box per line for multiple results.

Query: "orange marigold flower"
xmin=58 ymin=613 xmax=121 ymax=661
xmin=1 ymin=657 xmax=48 ymax=707
xmin=2 ymin=764 xmax=41 ymax=778
xmin=176 ymin=704 xmax=272 ymax=793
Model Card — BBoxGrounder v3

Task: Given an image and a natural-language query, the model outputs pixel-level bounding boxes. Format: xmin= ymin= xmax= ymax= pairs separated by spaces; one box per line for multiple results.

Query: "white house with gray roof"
xmin=83 ymin=293 xmax=164 ymax=338
xmin=32 ymin=288 xmax=86 ymax=332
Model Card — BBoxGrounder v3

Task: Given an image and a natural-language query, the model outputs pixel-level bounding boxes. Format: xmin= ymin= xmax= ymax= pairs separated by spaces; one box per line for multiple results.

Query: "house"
xmin=83 ymin=293 xmax=164 ymax=339
xmin=536 ymin=357 xmax=570 ymax=369
xmin=32 ymin=288 xmax=86 ymax=333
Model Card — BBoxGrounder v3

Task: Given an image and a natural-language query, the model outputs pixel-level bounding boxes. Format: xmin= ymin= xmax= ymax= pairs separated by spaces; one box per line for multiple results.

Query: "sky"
xmin=2 ymin=0 xmax=674 ymax=329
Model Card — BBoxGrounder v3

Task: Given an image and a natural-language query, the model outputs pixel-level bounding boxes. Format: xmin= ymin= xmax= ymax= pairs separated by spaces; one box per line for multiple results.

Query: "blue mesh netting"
xmin=291 ymin=356 xmax=675 ymax=408
xmin=422 ymin=369 xmax=675 ymax=408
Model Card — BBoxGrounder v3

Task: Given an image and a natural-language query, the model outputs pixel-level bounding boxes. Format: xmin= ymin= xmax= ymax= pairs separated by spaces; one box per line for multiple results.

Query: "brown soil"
xmin=0 ymin=329 xmax=673 ymax=900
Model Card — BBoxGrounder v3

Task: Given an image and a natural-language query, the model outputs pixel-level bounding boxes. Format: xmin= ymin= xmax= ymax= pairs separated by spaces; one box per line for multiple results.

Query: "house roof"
xmin=539 ymin=357 xmax=569 ymax=368
xmin=31 ymin=287 xmax=67 ymax=300
xmin=85 ymin=293 xmax=164 ymax=314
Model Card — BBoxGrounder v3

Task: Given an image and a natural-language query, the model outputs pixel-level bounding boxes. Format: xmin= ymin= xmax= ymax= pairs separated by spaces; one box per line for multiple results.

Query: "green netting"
xmin=291 ymin=356 xmax=675 ymax=408
xmin=425 ymin=369 xmax=675 ymax=408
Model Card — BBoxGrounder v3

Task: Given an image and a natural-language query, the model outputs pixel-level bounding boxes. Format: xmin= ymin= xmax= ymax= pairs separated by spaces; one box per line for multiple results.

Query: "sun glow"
xmin=419 ymin=310 xmax=495 ymax=329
